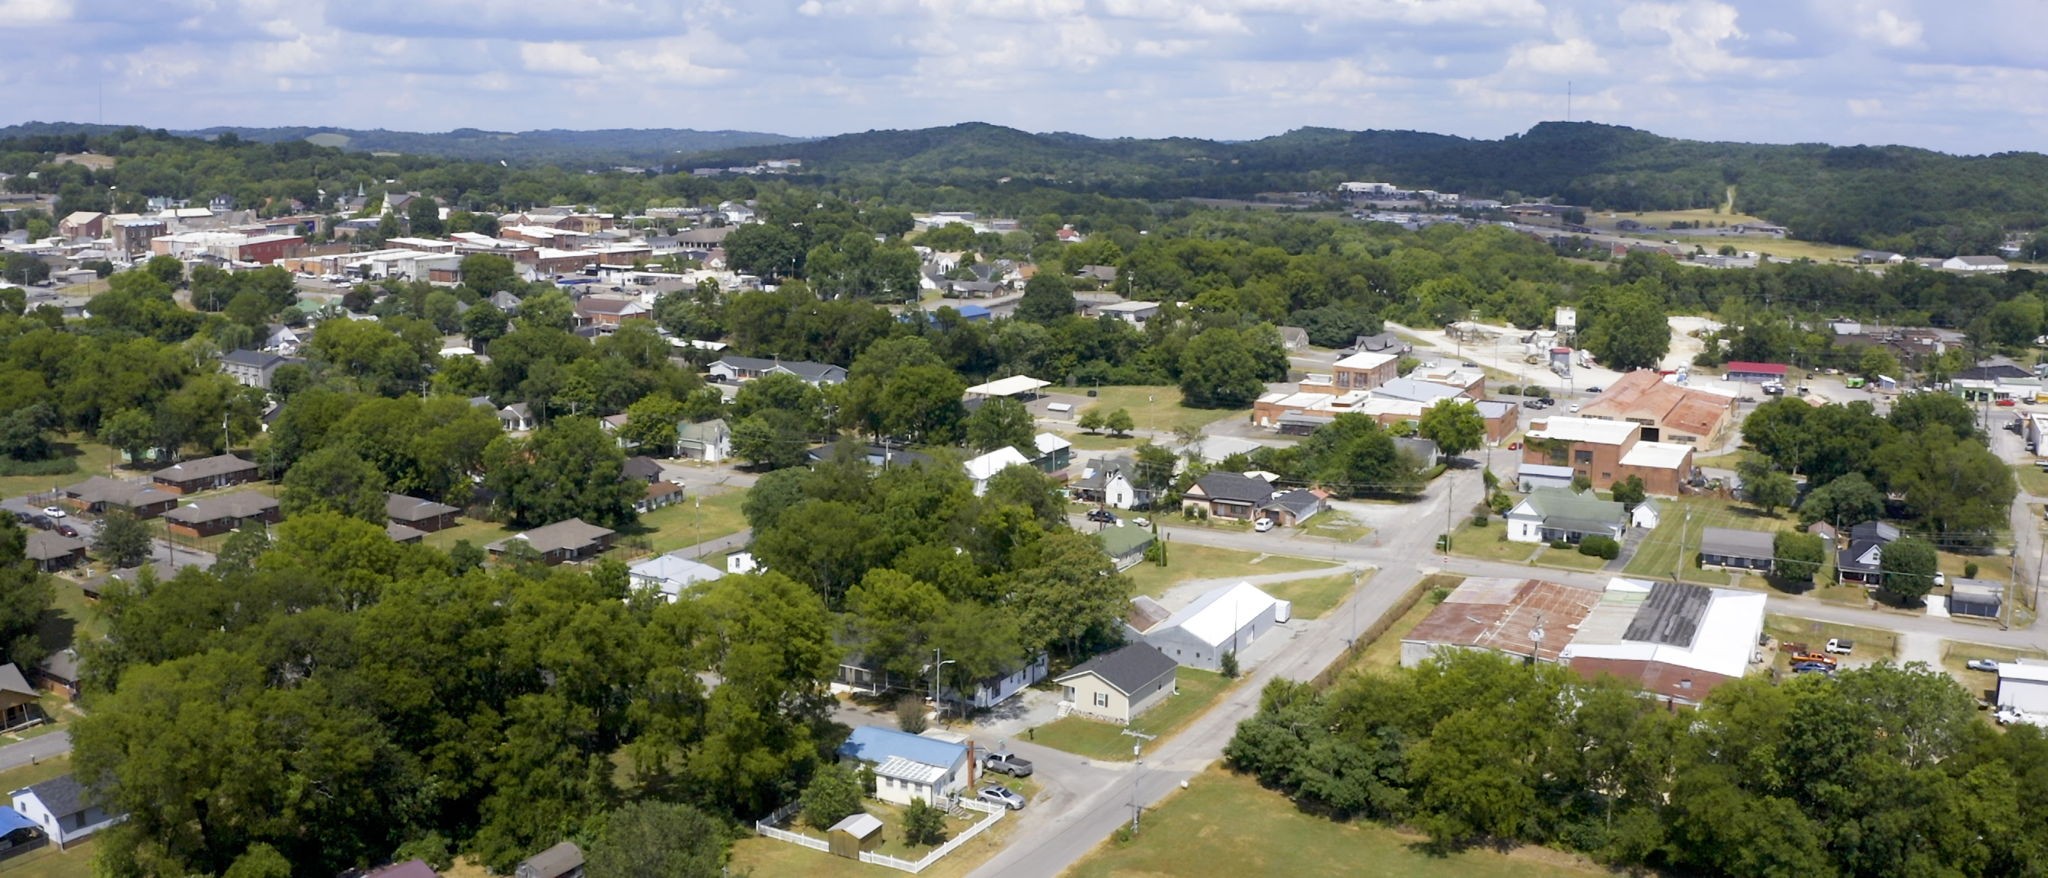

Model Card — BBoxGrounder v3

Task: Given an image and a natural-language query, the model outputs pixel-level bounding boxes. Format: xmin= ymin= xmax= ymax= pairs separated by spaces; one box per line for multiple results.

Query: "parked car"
xmin=1825 ymin=638 xmax=1854 ymax=655
xmin=26 ymin=515 xmax=51 ymax=531
xmin=1585 ymin=386 xmax=1603 ymax=394
xmin=40 ymin=506 xmax=65 ymax=519
xmin=1790 ymin=651 xmax=1837 ymax=667
xmin=1522 ymin=399 xmax=1545 ymax=409
xmin=1967 ymin=658 xmax=2001 ymax=672
xmin=1130 ymin=517 xmax=1151 ymax=529
xmin=54 ymin=524 xmax=78 ymax=538
xmin=1567 ymin=403 xmax=1580 ymax=413
xmin=1790 ymin=661 xmax=1835 ymax=675
xmin=1086 ymin=509 xmax=1118 ymax=524
xmin=1998 ymin=398 xmax=2018 ymax=407
xmin=983 ymin=752 xmax=1034 ymax=777
xmin=977 ymin=784 xmax=1027 ymax=810
xmin=1254 ymin=517 xmax=1275 ymax=533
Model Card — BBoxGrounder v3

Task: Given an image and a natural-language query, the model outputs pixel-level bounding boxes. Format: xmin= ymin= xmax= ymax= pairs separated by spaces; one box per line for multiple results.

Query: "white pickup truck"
xmin=1995 ymin=704 xmax=2048 ymax=728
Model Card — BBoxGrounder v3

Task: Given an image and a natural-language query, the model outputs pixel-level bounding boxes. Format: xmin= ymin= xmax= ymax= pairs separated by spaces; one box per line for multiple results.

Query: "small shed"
xmin=828 ymin=812 xmax=884 ymax=859
xmin=1948 ymin=579 xmax=2004 ymax=620
xmin=1630 ymin=498 xmax=1661 ymax=530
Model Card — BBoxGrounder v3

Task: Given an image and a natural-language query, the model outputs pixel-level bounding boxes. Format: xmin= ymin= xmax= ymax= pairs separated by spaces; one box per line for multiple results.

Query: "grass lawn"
xmin=1081 ymin=386 xmax=1245 ymax=435
xmin=1445 ymin=520 xmax=1536 ymax=563
xmin=1941 ymin=641 xmax=2048 ymax=697
xmin=0 ymin=754 xmax=74 ymax=799
xmin=1123 ymin=543 xmax=1337 ymax=599
xmin=633 ymin=486 xmax=750 ymax=554
xmin=50 ymin=579 xmax=105 ymax=641
xmin=1692 ymin=448 xmax=1755 ymax=470
xmin=1261 ymin=572 xmax=1363 ymax=620
xmin=421 ymin=517 xmax=516 ymax=553
xmin=1534 ymin=547 xmax=1610 ymax=571
xmin=1765 ymin=614 xmax=1899 ymax=660
xmin=1302 ymin=514 xmax=1370 ymax=543
xmin=1623 ymin=496 xmax=1795 ymax=584
xmin=1031 ymin=668 xmax=1233 ymax=761
xmin=1939 ymin=551 xmax=2011 ymax=584
xmin=1067 ymin=768 xmax=1609 ymax=878
xmin=1347 ymin=579 xmax=1460 ymax=677
xmin=1811 ymin=582 xmax=1876 ymax=607
xmin=1670 ymin=235 xmax=1864 ymax=263
xmin=0 ymin=438 xmax=123 ymax=501
xmin=730 ymin=797 xmax=1029 ymax=878
xmin=2013 ymin=464 xmax=2048 ymax=497
xmin=0 ymin=840 xmax=96 ymax=878
xmin=1059 ymin=431 xmax=1145 ymax=452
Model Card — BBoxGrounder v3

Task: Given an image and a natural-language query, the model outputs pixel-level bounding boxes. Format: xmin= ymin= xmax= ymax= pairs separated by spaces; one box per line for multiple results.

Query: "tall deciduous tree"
xmin=1878 ymin=535 xmax=1939 ymax=604
xmin=1581 ymin=285 xmax=1670 ymax=371
xmin=94 ymin=510 xmax=154 ymax=569
xmin=1417 ymin=399 xmax=1484 ymax=458
xmin=1179 ymin=327 xmax=1273 ymax=408
xmin=280 ymin=446 xmax=388 ymax=524
xmin=964 ymin=396 xmax=1036 ymax=454
xmin=0 ymin=520 xmax=52 ymax=668
xmin=484 ymin=416 xmax=639 ymax=528
xmin=1773 ymin=531 xmax=1826 ymax=585
xmin=586 ymin=802 xmax=727 ymax=878
xmin=1015 ymin=272 xmax=1076 ymax=324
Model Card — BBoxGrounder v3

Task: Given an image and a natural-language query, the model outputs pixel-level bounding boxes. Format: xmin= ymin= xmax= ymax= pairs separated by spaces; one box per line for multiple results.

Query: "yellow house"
xmin=1054 ymin=643 xmax=1178 ymax=724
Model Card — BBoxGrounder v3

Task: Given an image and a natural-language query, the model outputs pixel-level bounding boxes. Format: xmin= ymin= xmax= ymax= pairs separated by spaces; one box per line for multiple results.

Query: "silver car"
xmin=977 ymin=784 xmax=1026 ymax=811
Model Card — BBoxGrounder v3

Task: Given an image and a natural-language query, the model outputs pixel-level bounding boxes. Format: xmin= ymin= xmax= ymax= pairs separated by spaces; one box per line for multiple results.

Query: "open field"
xmin=1301 ymin=513 xmax=1370 ymax=543
xmin=1671 ymin=235 xmax=1865 ymax=263
xmin=635 ymin=486 xmax=750 ymax=553
xmin=1624 ymin=496 xmax=1794 ymax=584
xmin=1941 ymin=641 xmax=2048 ymax=697
xmin=2013 ymin=464 xmax=2048 ymax=497
xmin=1766 ymin=614 xmax=1899 ymax=660
xmin=1347 ymin=582 xmax=1455 ymax=677
xmin=1261 ymin=572 xmax=1363 ymax=620
xmin=1445 ymin=519 xmax=1536 ymax=563
xmin=1081 ymin=386 xmax=1246 ymax=435
xmin=1031 ymin=668 xmax=1233 ymax=761
xmin=0 ymin=439 xmax=123 ymax=500
xmin=1058 ymin=430 xmax=1145 ymax=452
xmin=1066 ymin=768 xmax=1610 ymax=878
xmin=1122 ymin=544 xmax=1337 ymax=599
xmin=1593 ymin=206 xmax=1768 ymax=228
xmin=421 ymin=517 xmax=516 ymax=553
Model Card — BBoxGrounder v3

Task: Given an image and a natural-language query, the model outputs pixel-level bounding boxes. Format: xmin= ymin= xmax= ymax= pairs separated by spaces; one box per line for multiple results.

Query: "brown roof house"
xmin=163 ymin=491 xmax=281 ymax=538
xmin=61 ymin=476 xmax=177 ymax=519
xmin=24 ymin=532 xmax=87 ymax=573
xmin=0 ymin=663 xmax=40 ymax=730
xmin=488 ymin=518 xmax=615 ymax=565
xmin=385 ymin=494 xmax=459 ymax=533
xmin=151 ymin=454 xmax=259 ymax=495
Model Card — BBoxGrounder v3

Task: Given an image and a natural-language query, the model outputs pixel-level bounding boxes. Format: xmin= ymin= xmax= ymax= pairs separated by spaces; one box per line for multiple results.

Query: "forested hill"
xmin=683 ymin=120 xmax=2048 ymax=252
xmin=0 ymin=121 xmax=800 ymax=168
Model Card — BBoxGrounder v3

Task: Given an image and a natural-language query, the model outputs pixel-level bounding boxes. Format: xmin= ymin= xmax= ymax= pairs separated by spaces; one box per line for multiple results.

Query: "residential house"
xmin=498 ymin=403 xmax=536 ymax=432
xmin=151 ymin=454 xmax=258 ymax=495
xmin=60 ymin=476 xmax=176 ymax=519
xmin=1506 ymin=488 xmax=1626 ymax=545
xmin=1276 ymin=326 xmax=1310 ymax=351
xmin=964 ymin=446 xmax=1033 ymax=496
xmin=1262 ymin=488 xmax=1326 ymax=527
xmin=24 ymin=532 xmax=85 ymax=573
xmin=1575 ymin=370 xmax=1739 ymax=446
xmin=951 ymin=653 xmax=1051 ymax=712
xmin=636 ymin=480 xmax=683 ymax=514
xmin=514 ymin=842 xmax=585 ymax=878
xmin=627 ymin=552 xmax=724 ymax=602
xmin=1075 ymin=264 xmax=1118 ymax=285
xmin=571 ymin=295 xmax=650 ymax=329
xmin=1340 ymin=332 xmax=1412 ymax=356
xmin=1071 ymin=456 xmax=1139 ymax=509
xmin=1180 ymin=472 xmax=1275 ymax=521
xmin=675 ymin=418 xmax=731 ymax=463
xmin=163 ymin=491 xmax=281 ymax=538
xmin=10 ymin=774 xmax=122 ymax=850
xmin=0 ymin=664 xmax=37 ymax=729
xmin=386 ymin=494 xmax=459 ymax=533
xmin=366 ymin=861 xmax=441 ymax=878
xmin=261 ymin=324 xmax=304 ymax=354
xmin=1520 ymin=416 xmax=1695 ymax=494
xmin=708 ymin=355 xmax=846 ymax=386
xmin=487 ymin=518 xmax=615 ymax=565
xmin=835 ymin=726 xmax=971 ymax=807
xmin=1096 ymin=524 xmax=1155 ymax=571
xmin=1055 ymin=642 xmax=1178 ymax=724
xmin=386 ymin=523 xmax=426 ymax=545
xmin=219 ymin=349 xmax=294 ymax=390
xmin=1401 ymin=577 xmax=1603 ymax=666
xmin=36 ymin=647 xmax=78 ymax=700
xmin=620 ymin=455 xmax=665 ymax=483
xmin=1139 ymin=582 xmax=1289 ymax=672
xmin=1838 ymin=520 xmax=1899 ymax=586
xmin=1698 ymin=527 xmax=1775 ymax=572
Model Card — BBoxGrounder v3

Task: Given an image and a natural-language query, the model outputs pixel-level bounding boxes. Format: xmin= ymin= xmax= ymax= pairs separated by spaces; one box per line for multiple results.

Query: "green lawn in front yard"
xmin=1261 ymin=571 xmax=1366 ymax=620
xmin=1066 ymin=768 xmax=1611 ymax=878
xmin=1534 ymin=546 xmax=1611 ymax=571
xmin=0 ymin=754 xmax=74 ymax=799
xmin=1123 ymin=544 xmax=1338 ymax=599
xmin=49 ymin=579 xmax=104 ymax=641
xmin=1301 ymin=513 xmax=1370 ymax=543
xmin=1057 ymin=430 xmax=1145 ymax=452
xmin=1031 ymin=668 xmax=1233 ymax=761
xmin=2013 ymin=464 xmax=2048 ymax=497
xmin=421 ymin=517 xmax=517 ymax=553
xmin=1941 ymin=641 xmax=2048 ymax=696
xmin=1445 ymin=519 xmax=1536 ymax=563
xmin=1080 ymin=385 xmax=1245 ymax=435
xmin=1624 ymin=496 xmax=1795 ymax=584
xmin=1939 ymin=551 xmax=2012 ymax=585
xmin=729 ymin=791 xmax=1031 ymax=878
xmin=0 ymin=840 xmax=96 ymax=878
xmin=1346 ymin=578 xmax=1461 ymax=678
xmin=633 ymin=486 xmax=751 ymax=554
xmin=1765 ymin=614 xmax=1899 ymax=660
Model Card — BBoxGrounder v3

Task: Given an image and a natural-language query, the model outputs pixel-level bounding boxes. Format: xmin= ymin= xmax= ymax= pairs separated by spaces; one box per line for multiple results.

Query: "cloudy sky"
xmin=1 ymin=0 xmax=2041 ymax=154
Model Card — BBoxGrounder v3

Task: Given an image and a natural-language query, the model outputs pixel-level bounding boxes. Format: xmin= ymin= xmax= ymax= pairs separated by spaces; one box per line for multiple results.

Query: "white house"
xmin=1506 ymin=488 xmax=1626 ymax=545
xmin=952 ymin=653 xmax=1051 ymax=711
xmin=1072 ymin=457 xmax=1137 ymax=509
xmin=963 ymin=446 xmax=1032 ymax=496
xmin=1140 ymin=582 xmax=1289 ymax=672
xmin=1996 ymin=662 xmax=2048 ymax=715
xmin=11 ymin=774 xmax=122 ymax=849
xmin=836 ymin=726 xmax=971 ymax=806
xmin=627 ymin=552 xmax=724 ymax=602
xmin=675 ymin=418 xmax=731 ymax=463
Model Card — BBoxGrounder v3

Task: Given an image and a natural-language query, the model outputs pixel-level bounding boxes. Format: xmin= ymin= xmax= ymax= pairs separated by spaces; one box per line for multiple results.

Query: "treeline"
xmin=72 ymin=512 xmax=822 ymax=875
xmin=1229 ymin=650 xmax=2048 ymax=877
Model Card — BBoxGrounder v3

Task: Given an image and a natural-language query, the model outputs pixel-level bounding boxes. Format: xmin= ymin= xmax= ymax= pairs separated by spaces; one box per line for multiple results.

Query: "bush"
xmin=1498 ymin=384 xmax=1522 ymax=396
xmin=1577 ymin=535 xmax=1620 ymax=559
xmin=0 ymin=456 xmax=77 ymax=478
xmin=1489 ymin=492 xmax=1515 ymax=515
xmin=1220 ymin=650 xmax=1240 ymax=678
xmin=1471 ymin=513 xmax=1489 ymax=527
xmin=799 ymin=764 xmax=865 ymax=830
xmin=903 ymin=799 xmax=949 ymax=846
xmin=1428 ymin=586 xmax=1452 ymax=604
xmin=1964 ymin=561 xmax=1980 ymax=579
xmin=1551 ymin=539 xmax=1574 ymax=550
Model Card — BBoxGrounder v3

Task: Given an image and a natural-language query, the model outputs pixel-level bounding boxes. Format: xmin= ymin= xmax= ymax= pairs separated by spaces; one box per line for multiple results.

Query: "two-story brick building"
xmin=1520 ymin=416 xmax=1695 ymax=495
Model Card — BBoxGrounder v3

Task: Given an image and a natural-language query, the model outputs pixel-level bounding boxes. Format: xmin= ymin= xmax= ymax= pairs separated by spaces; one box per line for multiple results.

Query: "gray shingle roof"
xmin=20 ymin=774 xmax=95 ymax=818
xmin=491 ymin=518 xmax=614 ymax=555
xmin=1189 ymin=472 xmax=1274 ymax=505
xmin=1056 ymin=642 xmax=1177 ymax=695
xmin=154 ymin=454 xmax=256 ymax=483
xmin=385 ymin=493 xmax=458 ymax=522
xmin=164 ymin=491 xmax=278 ymax=524
xmin=1700 ymin=527 xmax=1774 ymax=559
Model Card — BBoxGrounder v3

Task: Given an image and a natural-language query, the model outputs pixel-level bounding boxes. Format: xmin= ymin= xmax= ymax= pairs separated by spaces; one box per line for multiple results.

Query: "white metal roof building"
xmin=1141 ymin=582 xmax=1290 ymax=672
xmin=1526 ymin=416 xmax=1639 ymax=445
xmin=1997 ymin=661 xmax=2048 ymax=714
xmin=963 ymin=446 xmax=1032 ymax=495
xmin=1558 ymin=578 xmax=1765 ymax=706
xmin=963 ymin=375 xmax=1050 ymax=399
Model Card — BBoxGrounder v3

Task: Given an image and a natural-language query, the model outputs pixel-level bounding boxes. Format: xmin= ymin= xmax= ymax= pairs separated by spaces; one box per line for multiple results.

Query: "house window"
xmin=1093 ymin=691 xmax=1109 ymax=708
xmin=1574 ymin=450 xmax=1594 ymax=465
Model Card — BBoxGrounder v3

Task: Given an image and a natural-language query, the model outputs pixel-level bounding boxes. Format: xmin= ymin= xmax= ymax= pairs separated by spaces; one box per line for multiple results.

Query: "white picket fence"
xmin=754 ymin=797 xmax=1007 ymax=874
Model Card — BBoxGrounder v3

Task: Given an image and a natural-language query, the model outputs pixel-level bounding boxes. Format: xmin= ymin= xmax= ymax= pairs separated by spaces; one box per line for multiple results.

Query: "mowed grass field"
xmin=1066 ymin=768 xmax=1611 ymax=878
xmin=1624 ymin=496 xmax=1796 ymax=585
xmin=1080 ymin=386 xmax=1246 ymax=435
xmin=1030 ymin=668 xmax=1234 ymax=761
xmin=1122 ymin=543 xmax=1338 ymax=599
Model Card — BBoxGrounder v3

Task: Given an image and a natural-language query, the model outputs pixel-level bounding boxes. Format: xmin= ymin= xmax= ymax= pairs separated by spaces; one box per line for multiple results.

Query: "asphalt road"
xmin=0 ymin=730 xmax=71 ymax=772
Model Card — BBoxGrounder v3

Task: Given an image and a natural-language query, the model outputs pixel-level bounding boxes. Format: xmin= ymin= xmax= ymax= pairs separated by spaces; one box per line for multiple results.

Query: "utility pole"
xmin=1121 ymin=729 xmax=1157 ymax=831
xmin=930 ymin=649 xmax=955 ymax=722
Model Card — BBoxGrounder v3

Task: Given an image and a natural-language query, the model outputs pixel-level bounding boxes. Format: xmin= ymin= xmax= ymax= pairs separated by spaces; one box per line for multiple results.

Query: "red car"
xmin=1997 ymin=398 xmax=2018 ymax=407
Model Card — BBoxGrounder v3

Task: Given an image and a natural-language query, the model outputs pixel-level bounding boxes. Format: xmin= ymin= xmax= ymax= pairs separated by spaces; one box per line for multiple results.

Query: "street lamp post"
xmin=930 ymin=649 xmax=956 ymax=722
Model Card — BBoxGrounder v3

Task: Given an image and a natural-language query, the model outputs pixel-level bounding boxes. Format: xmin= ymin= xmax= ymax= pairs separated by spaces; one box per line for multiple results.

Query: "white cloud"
xmin=1508 ymin=37 xmax=1611 ymax=75
xmin=0 ymin=0 xmax=72 ymax=24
